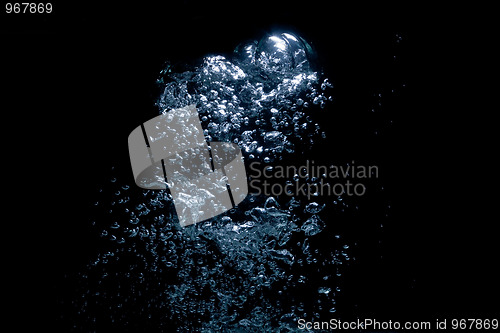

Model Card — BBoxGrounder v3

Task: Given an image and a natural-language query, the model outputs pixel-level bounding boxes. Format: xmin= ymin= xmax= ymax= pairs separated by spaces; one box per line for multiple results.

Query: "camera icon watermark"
xmin=128 ymin=104 xmax=248 ymax=227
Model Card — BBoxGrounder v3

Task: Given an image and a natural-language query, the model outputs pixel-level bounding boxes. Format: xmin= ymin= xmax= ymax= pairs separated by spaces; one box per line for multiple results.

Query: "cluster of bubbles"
xmin=157 ymin=32 xmax=333 ymax=164
xmin=71 ymin=33 xmax=351 ymax=332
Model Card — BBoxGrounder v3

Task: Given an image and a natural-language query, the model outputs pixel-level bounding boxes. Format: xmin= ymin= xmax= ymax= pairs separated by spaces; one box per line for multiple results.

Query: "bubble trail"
xmin=71 ymin=32 xmax=349 ymax=332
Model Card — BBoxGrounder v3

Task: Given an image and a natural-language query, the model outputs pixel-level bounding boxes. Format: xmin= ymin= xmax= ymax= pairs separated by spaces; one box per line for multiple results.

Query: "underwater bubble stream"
xmin=73 ymin=32 xmax=356 ymax=332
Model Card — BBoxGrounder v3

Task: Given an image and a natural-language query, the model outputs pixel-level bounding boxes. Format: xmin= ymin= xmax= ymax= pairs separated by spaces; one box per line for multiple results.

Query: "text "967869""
xmin=5 ymin=3 xmax=52 ymax=14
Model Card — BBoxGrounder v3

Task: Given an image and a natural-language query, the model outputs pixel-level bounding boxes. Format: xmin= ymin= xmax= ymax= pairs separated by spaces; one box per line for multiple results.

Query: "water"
xmin=72 ymin=32 xmax=351 ymax=332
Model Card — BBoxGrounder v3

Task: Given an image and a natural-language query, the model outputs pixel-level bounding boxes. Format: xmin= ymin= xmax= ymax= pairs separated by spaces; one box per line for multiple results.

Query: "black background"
xmin=2 ymin=1 xmax=498 ymax=331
